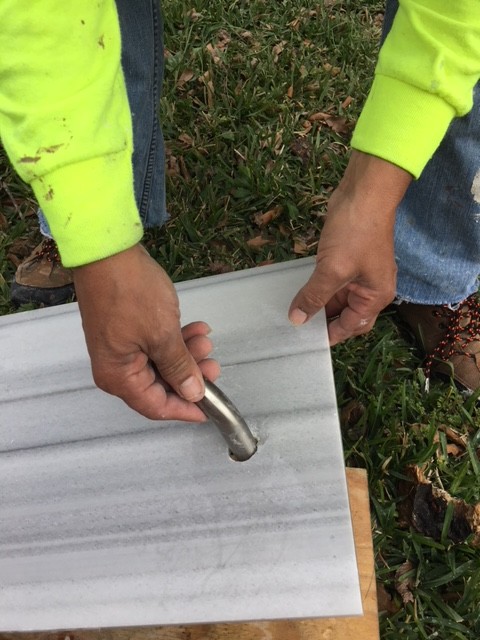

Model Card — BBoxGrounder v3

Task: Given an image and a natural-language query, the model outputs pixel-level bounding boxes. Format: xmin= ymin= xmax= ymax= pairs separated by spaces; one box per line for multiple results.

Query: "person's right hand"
xmin=289 ymin=151 xmax=413 ymax=345
xmin=73 ymin=244 xmax=220 ymax=422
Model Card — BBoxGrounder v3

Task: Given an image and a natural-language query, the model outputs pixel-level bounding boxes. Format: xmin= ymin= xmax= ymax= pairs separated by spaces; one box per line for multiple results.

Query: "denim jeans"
xmin=39 ymin=0 xmax=168 ymax=238
xmin=384 ymin=0 xmax=480 ymax=305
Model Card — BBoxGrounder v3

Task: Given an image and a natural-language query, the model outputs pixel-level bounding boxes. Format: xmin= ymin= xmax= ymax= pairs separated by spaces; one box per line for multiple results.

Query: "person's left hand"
xmin=288 ymin=151 xmax=412 ymax=345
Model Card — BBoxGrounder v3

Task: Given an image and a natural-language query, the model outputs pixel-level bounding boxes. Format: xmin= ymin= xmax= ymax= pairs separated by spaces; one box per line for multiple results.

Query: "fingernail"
xmin=289 ymin=308 xmax=308 ymax=326
xmin=179 ymin=375 xmax=204 ymax=401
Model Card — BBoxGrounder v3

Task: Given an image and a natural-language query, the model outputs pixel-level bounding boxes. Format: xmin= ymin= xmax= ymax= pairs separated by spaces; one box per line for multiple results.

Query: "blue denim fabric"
xmin=39 ymin=0 xmax=167 ymax=238
xmin=383 ymin=0 xmax=480 ymax=305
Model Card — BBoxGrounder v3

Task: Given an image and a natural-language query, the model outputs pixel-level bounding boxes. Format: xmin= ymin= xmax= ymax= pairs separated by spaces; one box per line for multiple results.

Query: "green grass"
xmin=1 ymin=1 xmax=479 ymax=637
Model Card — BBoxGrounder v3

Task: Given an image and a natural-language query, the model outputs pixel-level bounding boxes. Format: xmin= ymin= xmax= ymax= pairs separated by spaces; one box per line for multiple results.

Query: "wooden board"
xmin=0 ymin=468 xmax=379 ymax=640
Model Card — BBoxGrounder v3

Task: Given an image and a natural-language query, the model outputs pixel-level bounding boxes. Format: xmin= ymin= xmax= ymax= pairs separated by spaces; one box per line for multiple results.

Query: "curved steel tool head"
xmin=196 ymin=379 xmax=257 ymax=461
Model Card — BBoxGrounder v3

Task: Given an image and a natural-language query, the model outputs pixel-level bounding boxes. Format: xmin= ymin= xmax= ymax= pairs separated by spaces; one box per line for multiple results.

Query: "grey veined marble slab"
xmin=0 ymin=257 xmax=362 ymax=631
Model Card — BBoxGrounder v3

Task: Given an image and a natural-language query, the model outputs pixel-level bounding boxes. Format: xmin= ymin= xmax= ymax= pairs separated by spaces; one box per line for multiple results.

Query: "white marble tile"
xmin=0 ymin=258 xmax=362 ymax=631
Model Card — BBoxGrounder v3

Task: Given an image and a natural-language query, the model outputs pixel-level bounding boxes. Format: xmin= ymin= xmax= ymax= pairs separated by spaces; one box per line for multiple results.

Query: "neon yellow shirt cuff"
xmin=32 ymin=152 xmax=143 ymax=268
xmin=351 ymin=74 xmax=456 ymax=179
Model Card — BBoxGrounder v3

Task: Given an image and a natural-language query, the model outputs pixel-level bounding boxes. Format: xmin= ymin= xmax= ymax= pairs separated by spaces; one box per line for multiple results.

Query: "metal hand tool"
xmin=196 ymin=378 xmax=257 ymax=461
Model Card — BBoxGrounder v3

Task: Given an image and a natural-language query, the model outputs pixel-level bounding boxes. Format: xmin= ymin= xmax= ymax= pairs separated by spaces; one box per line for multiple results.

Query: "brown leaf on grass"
xmin=254 ymin=205 xmax=283 ymax=228
xmin=322 ymin=62 xmax=341 ymax=76
xmin=178 ymin=133 xmax=194 ymax=148
xmin=246 ymin=236 xmax=273 ymax=249
xmin=186 ymin=8 xmax=202 ymax=20
xmin=209 ymin=261 xmax=233 ymax=275
xmin=272 ymin=41 xmax=287 ymax=63
xmin=377 ymin=582 xmax=400 ymax=615
xmin=290 ymin=137 xmax=312 ymax=166
xmin=176 ymin=69 xmax=194 ymax=89
xmin=293 ymin=239 xmax=309 ymax=255
xmin=395 ymin=561 xmax=415 ymax=606
xmin=446 ymin=444 xmax=464 ymax=457
xmin=216 ymin=30 xmax=231 ymax=49
xmin=261 ymin=130 xmax=285 ymax=156
xmin=308 ymin=111 xmax=352 ymax=136
xmin=323 ymin=116 xmax=351 ymax=135
xmin=206 ymin=43 xmax=222 ymax=65
xmin=309 ymin=111 xmax=332 ymax=122
xmin=165 ymin=148 xmax=180 ymax=177
xmin=286 ymin=85 xmax=294 ymax=99
xmin=177 ymin=156 xmax=191 ymax=181
xmin=288 ymin=17 xmax=301 ymax=31
xmin=438 ymin=425 xmax=468 ymax=449
xmin=433 ymin=433 xmax=464 ymax=459
xmin=341 ymin=95 xmax=353 ymax=109
xmin=340 ymin=399 xmax=365 ymax=429
xmin=398 ymin=465 xmax=480 ymax=544
xmin=7 ymin=236 xmax=36 ymax=267
xmin=278 ymin=223 xmax=292 ymax=238
xmin=0 ymin=210 xmax=7 ymax=230
xmin=265 ymin=159 xmax=275 ymax=174
xmin=200 ymin=71 xmax=215 ymax=108
xmin=433 ymin=425 xmax=468 ymax=460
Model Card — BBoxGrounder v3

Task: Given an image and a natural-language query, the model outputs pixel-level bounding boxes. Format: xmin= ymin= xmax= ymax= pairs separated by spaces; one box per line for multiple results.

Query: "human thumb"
xmin=288 ymin=261 xmax=348 ymax=325
xmin=152 ymin=329 xmax=205 ymax=402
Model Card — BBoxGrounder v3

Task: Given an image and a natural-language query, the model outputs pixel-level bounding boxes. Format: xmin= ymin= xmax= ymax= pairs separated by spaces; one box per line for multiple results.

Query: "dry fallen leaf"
xmin=377 ymin=582 xmax=400 ymax=615
xmin=308 ymin=111 xmax=352 ymax=136
xmin=324 ymin=115 xmax=351 ymax=135
xmin=288 ymin=17 xmax=301 ymax=31
xmin=246 ymin=236 xmax=273 ymax=249
xmin=293 ymin=239 xmax=309 ymax=255
xmin=272 ymin=40 xmax=287 ymax=63
xmin=254 ymin=205 xmax=283 ymax=228
xmin=186 ymin=8 xmax=202 ymax=20
xmin=176 ymin=69 xmax=194 ymax=89
xmin=438 ymin=425 xmax=468 ymax=448
xmin=340 ymin=399 xmax=365 ymax=429
xmin=209 ymin=262 xmax=233 ymax=275
xmin=395 ymin=561 xmax=415 ymax=606
xmin=278 ymin=223 xmax=292 ymax=238
xmin=309 ymin=111 xmax=332 ymax=122
xmin=341 ymin=95 xmax=353 ymax=109
xmin=398 ymin=465 xmax=480 ymax=545
xmin=289 ymin=137 xmax=312 ymax=166
xmin=165 ymin=148 xmax=180 ymax=177
xmin=177 ymin=156 xmax=191 ymax=181
xmin=205 ymin=32 xmax=230 ymax=65
xmin=178 ymin=133 xmax=194 ymax=148
xmin=286 ymin=85 xmax=294 ymax=99
xmin=206 ymin=42 xmax=221 ymax=65
xmin=200 ymin=71 xmax=215 ymax=108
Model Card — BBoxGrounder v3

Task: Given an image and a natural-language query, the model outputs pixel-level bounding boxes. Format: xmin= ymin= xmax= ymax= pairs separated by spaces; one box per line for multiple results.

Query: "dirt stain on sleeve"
xmin=19 ymin=156 xmax=41 ymax=164
xmin=44 ymin=188 xmax=54 ymax=201
xmin=37 ymin=144 xmax=64 ymax=154
xmin=98 ymin=34 xmax=105 ymax=48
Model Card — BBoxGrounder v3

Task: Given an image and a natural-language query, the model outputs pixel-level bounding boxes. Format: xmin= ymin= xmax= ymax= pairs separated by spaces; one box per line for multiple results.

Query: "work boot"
xmin=10 ymin=238 xmax=75 ymax=307
xmin=396 ymin=294 xmax=480 ymax=393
